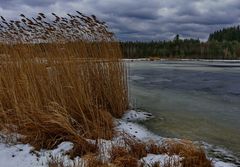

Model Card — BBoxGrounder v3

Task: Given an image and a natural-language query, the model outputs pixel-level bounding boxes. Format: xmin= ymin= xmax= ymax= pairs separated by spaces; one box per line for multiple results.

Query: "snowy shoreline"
xmin=123 ymin=58 xmax=240 ymax=63
xmin=0 ymin=110 xmax=238 ymax=167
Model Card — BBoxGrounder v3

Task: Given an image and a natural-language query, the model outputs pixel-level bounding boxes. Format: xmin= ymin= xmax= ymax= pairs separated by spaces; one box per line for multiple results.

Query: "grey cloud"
xmin=0 ymin=0 xmax=55 ymax=9
xmin=0 ymin=0 xmax=240 ymax=41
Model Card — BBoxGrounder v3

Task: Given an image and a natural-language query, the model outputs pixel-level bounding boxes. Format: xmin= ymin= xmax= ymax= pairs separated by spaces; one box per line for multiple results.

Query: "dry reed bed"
xmin=47 ymin=135 xmax=212 ymax=167
xmin=0 ymin=12 xmax=128 ymax=152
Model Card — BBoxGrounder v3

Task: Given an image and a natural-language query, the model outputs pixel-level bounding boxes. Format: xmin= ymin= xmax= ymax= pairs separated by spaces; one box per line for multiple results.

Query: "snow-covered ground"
xmin=0 ymin=110 xmax=237 ymax=167
xmin=0 ymin=142 xmax=75 ymax=167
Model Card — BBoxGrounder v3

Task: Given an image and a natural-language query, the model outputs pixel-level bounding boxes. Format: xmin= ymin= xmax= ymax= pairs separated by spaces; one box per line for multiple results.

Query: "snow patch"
xmin=115 ymin=120 xmax=161 ymax=142
xmin=122 ymin=110 xmax=154 ymax=122
xmin=214 ymin=160 xmax=237 ymax=167
xmin=0 ymin=141 xmax=75 ymax=167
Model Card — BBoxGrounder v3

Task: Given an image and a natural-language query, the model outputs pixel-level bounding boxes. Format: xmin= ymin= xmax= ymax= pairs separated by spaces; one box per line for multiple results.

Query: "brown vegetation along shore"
xmin=47 ymin=135 xmax=212 ymax=167
xmin=0 ymin=12 xmax=128 ymax=152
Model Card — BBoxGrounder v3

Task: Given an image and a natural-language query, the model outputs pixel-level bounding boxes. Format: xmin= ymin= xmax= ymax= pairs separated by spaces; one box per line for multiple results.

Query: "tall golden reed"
xmin=0 ymin=12 xmax=128 ymax=150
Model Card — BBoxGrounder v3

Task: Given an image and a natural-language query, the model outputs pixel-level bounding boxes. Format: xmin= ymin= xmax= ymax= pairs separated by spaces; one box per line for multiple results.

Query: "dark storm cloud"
xmin=0 ymin=0 xmax=54 ymax=8
xmin=0 ymin=0 xmax=240 ymax=41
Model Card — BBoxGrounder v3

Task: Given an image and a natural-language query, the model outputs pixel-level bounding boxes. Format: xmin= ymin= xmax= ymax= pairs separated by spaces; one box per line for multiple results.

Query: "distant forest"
xmin=121 ymin=26 xmax=240 ymax=59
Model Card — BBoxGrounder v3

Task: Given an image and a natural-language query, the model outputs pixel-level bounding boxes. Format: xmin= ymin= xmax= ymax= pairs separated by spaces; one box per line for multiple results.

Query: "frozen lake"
xmin=128 ymin=60 xmax=240 ymax=163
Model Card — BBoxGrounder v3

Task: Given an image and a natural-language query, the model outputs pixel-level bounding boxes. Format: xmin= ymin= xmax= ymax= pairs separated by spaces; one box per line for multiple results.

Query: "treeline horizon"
xmin=121 ymin=26 xmax=240 ymax=59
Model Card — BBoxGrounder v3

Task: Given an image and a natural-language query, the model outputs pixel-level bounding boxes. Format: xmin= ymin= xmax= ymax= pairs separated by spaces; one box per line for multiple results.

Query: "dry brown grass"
xmin=109 ymin=135 xmax=146 ymax=167
xmin=47 ymin=156 xmax=66 ymax=167
xmin=123 ymin=135 xmax=148 ymax=159
xmin=46 ymin=137 xmax=213 ymax=167
xmin=82 ymin=154 xmax=111 ymax=167
xmin=108 ymin=136 xmax=212 ymax=167
xmin=149 ymin=139 xmax=213 ymax=167
xmin=110 ymin=146 xmax=140 ymax=167
xmin=0 ymin=12 xmax=128 ymax=154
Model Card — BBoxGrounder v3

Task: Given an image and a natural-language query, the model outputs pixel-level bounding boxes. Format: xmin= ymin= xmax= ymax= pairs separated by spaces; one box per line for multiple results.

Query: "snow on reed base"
xmin=0 ymin=12 xmax=128 ymax=151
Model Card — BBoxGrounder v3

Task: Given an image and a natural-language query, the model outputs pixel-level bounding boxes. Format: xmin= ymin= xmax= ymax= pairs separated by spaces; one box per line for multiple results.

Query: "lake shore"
xmin=0 ymin=110 xmax=237 ymax=167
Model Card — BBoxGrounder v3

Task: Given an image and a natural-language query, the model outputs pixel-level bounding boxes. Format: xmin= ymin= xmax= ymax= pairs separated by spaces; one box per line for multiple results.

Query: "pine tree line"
xmin=121 ymin=26 xmax=240 ymax=59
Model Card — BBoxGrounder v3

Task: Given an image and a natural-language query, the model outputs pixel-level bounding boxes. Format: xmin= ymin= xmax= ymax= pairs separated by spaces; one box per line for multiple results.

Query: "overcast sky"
xmin=0 ymin=0 xmax=240 ymax=41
